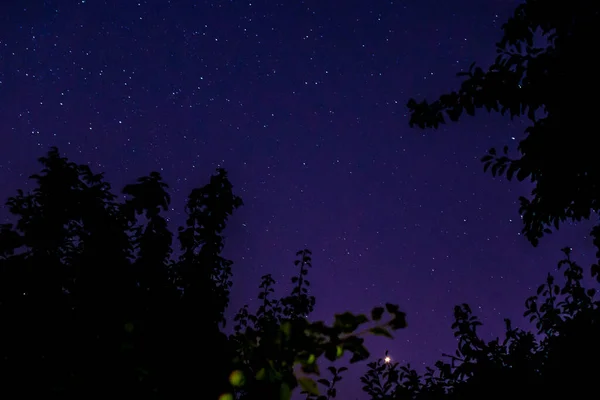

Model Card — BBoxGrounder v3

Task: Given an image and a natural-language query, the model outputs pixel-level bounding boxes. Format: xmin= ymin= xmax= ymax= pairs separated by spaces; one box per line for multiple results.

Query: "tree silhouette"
xmin=397 ymin=3 xmax=600 ymax=398
xmin=361 ymin=247 xmax=600 ymax=399
xmin=406 ymin=0 xmax=600 ymax=251
xmin=1 ymin=148 xmax=139 ymax=394
xmin=0 ymin=148 xmax=242 ymax=396
xmin=0 ymin=148 xmax=408 ymax=399
xmin=226 ymin=249 xmax=408 ymax=400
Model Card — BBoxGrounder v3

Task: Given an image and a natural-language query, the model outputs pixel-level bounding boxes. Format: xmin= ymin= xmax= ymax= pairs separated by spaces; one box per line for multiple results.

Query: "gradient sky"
xmin=0 ymin=1 xmax=596 ymax=398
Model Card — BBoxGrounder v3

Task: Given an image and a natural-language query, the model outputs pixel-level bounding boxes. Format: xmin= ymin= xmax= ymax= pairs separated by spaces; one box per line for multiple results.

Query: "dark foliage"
xmin=392 ymin=1 xmax=600 ymax=399
xmin=360 ymin=247 xmax=600 ymax=399
xmin=0 ymin=148 xmax=241 ymax=397
xmin=226 ymin=250 xmax=407 ymax=400
xmin=0 ymin=148 xmax=406 ymax=399
xmin=406 ymin=0 xmax=600 ymax=250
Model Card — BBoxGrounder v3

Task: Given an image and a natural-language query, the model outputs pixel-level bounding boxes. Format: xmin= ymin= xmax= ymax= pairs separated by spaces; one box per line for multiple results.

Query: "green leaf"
xmin=280 ymin=383 xmax=292 ymax=400
xmin=369 ymin=326 xmax=393 ymax=338
xmin=280 ymin=321 xmax=292 ymax=337
xmin=298 ymin=377 xmax=319 ymax=395
xmin=333 ymin=312 xmax=367 ymax=333
xmin=228 ymin=370 xmax=245 ymax=387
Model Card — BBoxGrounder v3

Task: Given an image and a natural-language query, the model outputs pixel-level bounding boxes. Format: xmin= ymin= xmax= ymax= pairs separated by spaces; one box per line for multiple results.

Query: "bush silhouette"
xmin=360 ymin=247 xmax=600 ymax=399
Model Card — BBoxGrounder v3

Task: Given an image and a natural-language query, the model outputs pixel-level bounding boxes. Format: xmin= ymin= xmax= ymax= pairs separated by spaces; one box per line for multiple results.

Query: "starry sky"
xmin=0 ymin=1 xmax=597 ymax=398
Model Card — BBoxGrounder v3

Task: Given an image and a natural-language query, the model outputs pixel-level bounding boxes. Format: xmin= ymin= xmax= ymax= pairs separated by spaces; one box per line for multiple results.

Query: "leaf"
xmin=389 ymin=311 xmax=407 ymax=329
xmin=491 ymin=163 xmax=499 ymax=177
xmin=324 ymin=345 xmax=337 ymax=361
xmin=536 ymin=284 xmax=545 ymax=295
xmin=280 ymin=321 xmax=292 ymax=337
xmin=516 ymin=168 xmax=529 ymax=182
xmin=280 ymin=383 xmax=292 ymax=400
xmin=228 ymin=370 xmax=245 ymax=387
xmin=333 ymin=312 xmax=368 ymax=333
xmin=385 ymin=303 xmax=399 ymax=314
xmin=369 ymin=326 xmax=393 ymax=338
xmin=298 ymin=377 xmax=320 ymax=396
xmin=371 ymin=307 xmax=385 ymax=321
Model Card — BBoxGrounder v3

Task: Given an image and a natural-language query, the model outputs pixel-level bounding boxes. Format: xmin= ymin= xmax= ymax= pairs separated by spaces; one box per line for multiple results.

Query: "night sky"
xmin=0 ymin=1 xmax=596 ymax=398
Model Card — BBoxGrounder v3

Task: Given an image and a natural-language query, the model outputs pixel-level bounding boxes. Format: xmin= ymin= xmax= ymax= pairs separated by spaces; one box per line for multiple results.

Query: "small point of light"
xmin=384 ymin=356 xmax=391 ymax=363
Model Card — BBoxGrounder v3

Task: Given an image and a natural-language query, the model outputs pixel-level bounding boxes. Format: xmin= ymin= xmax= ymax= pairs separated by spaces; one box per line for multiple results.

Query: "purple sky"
xmin=0 ymin=1 xmax=596 ymax=398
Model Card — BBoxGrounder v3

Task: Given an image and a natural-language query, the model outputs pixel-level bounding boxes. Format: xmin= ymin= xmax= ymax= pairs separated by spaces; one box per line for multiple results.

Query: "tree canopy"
xmin=406 ymin=0 xmax=600 ymax=251
xmin=360 ymin=247 xmax=600 ymax=399
xmin=0 ymin=148 xmax=242 ymax=397
xmin=391 ymin=2 xmax=600 ymax=399
xmin=0 ymin=147 xmax=406 ymax=399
